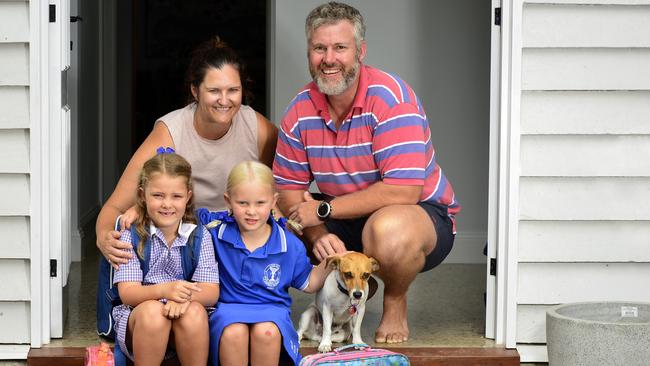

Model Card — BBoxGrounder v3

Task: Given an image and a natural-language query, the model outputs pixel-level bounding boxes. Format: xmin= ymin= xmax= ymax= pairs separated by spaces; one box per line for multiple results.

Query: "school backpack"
xmin=95 ymin=219 xmax=204 ymax=340
xmin=299 ymin=344 xmax=410 ymax=366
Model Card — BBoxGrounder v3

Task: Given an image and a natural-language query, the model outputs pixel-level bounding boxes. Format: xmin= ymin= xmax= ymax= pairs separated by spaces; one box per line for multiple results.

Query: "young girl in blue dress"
xmin=197 ymin=161 xmax=332 ymax=366
xmin=112 ymin=151 xmax=220 ymax=365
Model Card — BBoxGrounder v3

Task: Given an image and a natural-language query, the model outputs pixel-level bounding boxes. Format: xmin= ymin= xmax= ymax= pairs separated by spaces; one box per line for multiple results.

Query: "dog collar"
xmin=336 ymin=279 xmax=360 ymax=315
xmin=336 ymin=280 xmax=349 ymax=296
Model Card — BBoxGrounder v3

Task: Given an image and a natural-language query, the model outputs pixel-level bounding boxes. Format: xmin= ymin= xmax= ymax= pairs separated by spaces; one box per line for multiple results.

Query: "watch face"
xmin=317 ymin=201 xmax=330 ymax=218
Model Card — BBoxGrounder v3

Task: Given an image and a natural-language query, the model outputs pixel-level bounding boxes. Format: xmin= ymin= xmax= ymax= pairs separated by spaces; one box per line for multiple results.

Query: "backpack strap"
xmin=129 ymin=223 xmax=202 ymax=281
xmin=180 ymin=223 xmax=203 ymax=281
xmin=129 ymin=226 xmax=150 ymax=278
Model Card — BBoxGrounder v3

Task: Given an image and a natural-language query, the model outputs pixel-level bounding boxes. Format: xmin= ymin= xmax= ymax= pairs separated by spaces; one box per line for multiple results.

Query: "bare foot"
xmin=375 ymin=294 xmax=409 ymax=343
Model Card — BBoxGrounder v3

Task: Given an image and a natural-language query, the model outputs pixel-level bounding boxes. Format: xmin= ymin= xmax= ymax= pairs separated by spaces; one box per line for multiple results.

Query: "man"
xmin=273 ymin=1 xmax=460 ymax=344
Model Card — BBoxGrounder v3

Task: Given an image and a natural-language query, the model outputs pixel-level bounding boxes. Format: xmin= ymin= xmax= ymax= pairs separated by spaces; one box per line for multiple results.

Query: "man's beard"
xmin=310 ymin=59 xmax=360 ymax=96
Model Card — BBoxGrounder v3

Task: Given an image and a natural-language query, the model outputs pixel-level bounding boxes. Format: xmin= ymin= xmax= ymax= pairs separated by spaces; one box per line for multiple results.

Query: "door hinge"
xmin=50 ymin=259 xmax=57 ymax=277
xmin=49 ymin=4 xmax=56 ymax=22
xmin=489 ymin=258 xmax=497 ymax=276
xmin=494 ymin=7 xmax=501 ymax=26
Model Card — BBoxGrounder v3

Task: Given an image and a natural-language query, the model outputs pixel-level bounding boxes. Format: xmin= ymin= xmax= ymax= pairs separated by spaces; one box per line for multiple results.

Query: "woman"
xmin=96 ymin=37 xmax=277 ymax=266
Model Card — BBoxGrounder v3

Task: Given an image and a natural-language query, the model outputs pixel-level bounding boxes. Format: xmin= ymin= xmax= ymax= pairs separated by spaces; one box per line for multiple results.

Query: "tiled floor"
xmin=48 ymin=241 xmax=494 ymax=349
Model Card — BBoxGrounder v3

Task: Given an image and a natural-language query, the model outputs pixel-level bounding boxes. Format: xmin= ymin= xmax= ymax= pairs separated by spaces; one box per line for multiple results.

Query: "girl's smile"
xmin=141 ymin=173 xmax=192 ymax=244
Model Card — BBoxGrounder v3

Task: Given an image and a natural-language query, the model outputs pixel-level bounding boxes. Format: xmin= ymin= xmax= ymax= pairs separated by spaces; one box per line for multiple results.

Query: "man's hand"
xmin=162 ymin=300 xmax=191 ymax=319
xmin=97 ymin=230 xmax=134 ymax=269
xmin=288 ymin=192 xmax=322 ymax=231
xmin=164 ymin=280 xmax=202 ymax=304
xmin=312 ymin=233 xmax=347 ymax=262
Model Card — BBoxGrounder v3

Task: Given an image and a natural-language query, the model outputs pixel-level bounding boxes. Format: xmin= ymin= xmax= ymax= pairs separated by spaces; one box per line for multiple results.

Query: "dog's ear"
xmin=369 ymin=257 xmax=380 ymax=273
xmin=326 ymin=256 xmax=341 ymax=270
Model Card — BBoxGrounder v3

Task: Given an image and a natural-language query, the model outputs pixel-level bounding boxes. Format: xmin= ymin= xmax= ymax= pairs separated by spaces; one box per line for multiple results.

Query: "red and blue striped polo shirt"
xmin=273 ymin=64 xmax=460 ymax=222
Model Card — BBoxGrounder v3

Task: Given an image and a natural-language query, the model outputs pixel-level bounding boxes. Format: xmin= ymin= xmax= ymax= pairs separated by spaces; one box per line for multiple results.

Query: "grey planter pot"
xmin=546 ymin=301 xmax=650 ymax=366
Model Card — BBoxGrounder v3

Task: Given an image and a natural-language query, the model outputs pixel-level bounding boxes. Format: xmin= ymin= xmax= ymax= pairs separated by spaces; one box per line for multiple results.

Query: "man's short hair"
xmin=305 ymin=2 xmax=365 ymax=53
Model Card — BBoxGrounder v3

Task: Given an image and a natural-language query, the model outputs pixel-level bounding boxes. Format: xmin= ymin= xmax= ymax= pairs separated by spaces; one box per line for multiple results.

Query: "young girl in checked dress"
xmin=197 ymin=161 xmax=332 ymax=366
xmin=112 ymin=150 xmax=219 ymax=366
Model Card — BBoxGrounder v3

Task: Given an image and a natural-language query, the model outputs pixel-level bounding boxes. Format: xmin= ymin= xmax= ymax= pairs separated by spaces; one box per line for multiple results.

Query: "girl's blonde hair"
xmin=207 ymin=161 xmax=276 ymax=229
xmin=134 ymin=152 xmax=196 ymax=259
xmin=226 ymin=160 xmax=275 ymax=195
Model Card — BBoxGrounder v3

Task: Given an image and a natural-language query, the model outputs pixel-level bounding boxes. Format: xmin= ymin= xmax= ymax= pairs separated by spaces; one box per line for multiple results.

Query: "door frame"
xmin=47 ymin=0 xmax=72 ymax=339
xmin=29 ymin=0 xmax=51 ymax=348
xmin=493 ymin=0 xmax=523 ymax=349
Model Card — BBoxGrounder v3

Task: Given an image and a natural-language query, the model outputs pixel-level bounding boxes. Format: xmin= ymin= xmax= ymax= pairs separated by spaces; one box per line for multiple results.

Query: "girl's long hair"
xmin=134 ymin=153 xmax=196 ymax=259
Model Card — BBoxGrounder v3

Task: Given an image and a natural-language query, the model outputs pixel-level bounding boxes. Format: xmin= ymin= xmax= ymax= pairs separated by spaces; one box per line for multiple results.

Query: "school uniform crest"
xmin=263 ymin=263 xmax=281 ymax=289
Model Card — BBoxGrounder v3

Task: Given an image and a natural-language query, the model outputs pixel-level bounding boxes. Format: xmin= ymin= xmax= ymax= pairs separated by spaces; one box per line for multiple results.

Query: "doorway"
xmin=68 ymin=0 xmax=495 ymax=348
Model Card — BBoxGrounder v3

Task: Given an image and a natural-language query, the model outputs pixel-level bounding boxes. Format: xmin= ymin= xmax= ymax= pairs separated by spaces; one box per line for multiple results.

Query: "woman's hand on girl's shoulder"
xmin=97 ymin=230 xmax=133 ymax=269
xmin=119 ymin=205 xmax=139 ymax=230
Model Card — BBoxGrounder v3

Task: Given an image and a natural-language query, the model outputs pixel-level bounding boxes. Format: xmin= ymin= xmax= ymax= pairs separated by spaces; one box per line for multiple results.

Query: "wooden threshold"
xmin=28 ymin=346 xmax=519 ymax=366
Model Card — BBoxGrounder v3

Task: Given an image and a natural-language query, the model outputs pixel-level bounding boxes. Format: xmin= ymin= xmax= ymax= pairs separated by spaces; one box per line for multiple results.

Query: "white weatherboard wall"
xmin=0 ymin=0 xmax=32 ymax=354
xmin=514 ymin=1 xmax=650 ymax=362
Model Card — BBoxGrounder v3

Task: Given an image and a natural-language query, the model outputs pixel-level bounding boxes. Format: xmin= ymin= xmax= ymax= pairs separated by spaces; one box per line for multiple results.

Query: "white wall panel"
xmin=0 ymin=259 xmax=29 ymax=300
xmin=522 ymin=49 xmax=650 ymax=90
xmin=521 ymin=91 xmax=650 ymax=135
xmin=0 ymin=86 xmax=29 ymax=128
xmin=0 ymin=302 xmax=29 ymax=343
xmin=518 ymin=262 xmax=650 ymax=304
xmin=0 ymin=2 xmax=29 ymax=43
xmin=521 ymin=135 xmax=650 ymax=177
xmin=517 ymin=305 xmax=552 ymax=343
xmin=519 ymin=220 xmax=650 ymax=262
xmin=0 ymin=174 xmax=29 ymax=215
xmin=519 ymin=177 xmax=650 ymax=220
xmin=524 ymin=4 xmax=650 ymax=47
xmin=0 ymin=43 xmax=28 ymax=86
xmin=0 ymin=217 xmax=29 ymax=259
xmin=0 ymin=129 xmax=29 ymax=173
xmin=517 ymin=345 xmax=548 ymax=363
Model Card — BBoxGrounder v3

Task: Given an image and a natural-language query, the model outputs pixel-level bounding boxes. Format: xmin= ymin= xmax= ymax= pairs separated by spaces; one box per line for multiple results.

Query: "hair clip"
xmin=156 ymin=147 xmax=175 ymax=155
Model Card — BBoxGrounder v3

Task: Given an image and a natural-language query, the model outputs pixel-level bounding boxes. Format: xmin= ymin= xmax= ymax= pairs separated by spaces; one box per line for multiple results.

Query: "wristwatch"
xmin=316 ymin=201 xmax=332 ymax=221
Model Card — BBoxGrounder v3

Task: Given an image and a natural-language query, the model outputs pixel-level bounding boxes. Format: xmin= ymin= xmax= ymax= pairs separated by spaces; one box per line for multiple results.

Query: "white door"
xmin=48 ymin=0 xmax=72 ymax=338
xmin=485 ymin=0 xmax=502 ymax=342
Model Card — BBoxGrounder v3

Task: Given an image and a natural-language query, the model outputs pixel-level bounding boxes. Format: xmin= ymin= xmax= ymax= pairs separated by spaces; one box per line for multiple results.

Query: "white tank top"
xmin=158 ymin=103 xmax=259 ymax=211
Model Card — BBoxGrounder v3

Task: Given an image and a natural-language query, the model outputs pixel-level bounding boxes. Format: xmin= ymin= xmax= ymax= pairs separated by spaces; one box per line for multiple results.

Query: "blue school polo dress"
xmin=197 ymin=209 xmax=313 ymax=366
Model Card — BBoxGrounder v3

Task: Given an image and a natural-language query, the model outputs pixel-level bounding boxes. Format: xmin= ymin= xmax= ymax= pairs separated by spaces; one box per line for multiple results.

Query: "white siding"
xmin=521 ymin=91 xmax=650 ymax=135
xmin=519 ymin=177 xmax=650 ymax=220
xmin=523 ymin=4 xmax=650 ymax=47
xmin=0 ymin=1 xmax=29 ymax=43
xmin=517 ymin=305 xmax=550 ymax=343
xmin=0 ymin=260 xmax=30 ymax=300
xmin=0 ymin=302 xmax=29 ymax=343
xmin=0 ymin=130 xmax=29 ymax=173
xmin=0 ymin=43 xmax=28 ymax=86
xmin=515 ymin=2 xmax=650 ymax=360
xmin=518 ymin=263 xmax=650 ymax=304
xmin=0 ymin=174 xmax=29 ymax=215
xmin=519 ymin=220 xmax=650 ymax=262
xmin=0 ymin=0 xmax=31 ymax=348
xmin=0 ymin=86 xmax=29 ymax=128
xmin=522 ymin=48 xmax=650 ymax=90
xmin=520 ymin=135 xmax=650 ymax=177
xmin=0 ymin=217 xmax=29 ymax=259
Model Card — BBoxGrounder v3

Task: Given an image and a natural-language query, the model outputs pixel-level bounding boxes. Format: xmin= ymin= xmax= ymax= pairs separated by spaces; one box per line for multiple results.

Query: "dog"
xmin=297 ymin=252 xmax=380 ymax=353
